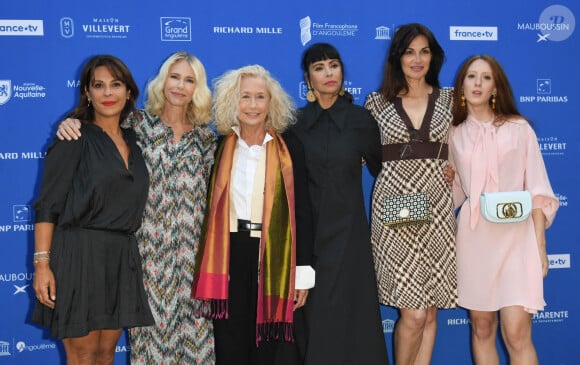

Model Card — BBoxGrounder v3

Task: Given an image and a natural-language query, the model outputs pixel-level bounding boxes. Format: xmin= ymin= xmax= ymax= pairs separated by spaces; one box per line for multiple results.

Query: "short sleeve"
xmin=33 ymin=137 xmax=82 ymax=223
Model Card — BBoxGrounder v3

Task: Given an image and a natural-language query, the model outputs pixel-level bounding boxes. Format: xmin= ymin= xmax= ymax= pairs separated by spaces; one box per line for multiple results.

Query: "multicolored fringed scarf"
xmin=192 ymin=129 xmax=297 ymax=344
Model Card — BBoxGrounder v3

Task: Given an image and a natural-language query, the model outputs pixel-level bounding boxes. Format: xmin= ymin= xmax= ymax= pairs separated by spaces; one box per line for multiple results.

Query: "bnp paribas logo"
xmin=0 ymin=80 xmax=11 ymax=106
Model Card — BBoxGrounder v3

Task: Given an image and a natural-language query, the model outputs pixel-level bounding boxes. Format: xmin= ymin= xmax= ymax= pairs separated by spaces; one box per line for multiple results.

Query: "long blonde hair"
xmin=145 ymin=51 xmax=212 ymax=125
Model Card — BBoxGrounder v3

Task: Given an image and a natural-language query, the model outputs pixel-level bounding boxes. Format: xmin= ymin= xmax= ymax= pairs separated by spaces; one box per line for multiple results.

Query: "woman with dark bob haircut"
xmin=290 ymin=42 xmax=389 ymax=365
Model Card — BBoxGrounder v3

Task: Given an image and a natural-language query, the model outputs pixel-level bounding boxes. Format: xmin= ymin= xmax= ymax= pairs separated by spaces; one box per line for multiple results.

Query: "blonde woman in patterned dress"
xmin=57 ymin=51 xmax=217 ymax=364
xmin=365 ymin=23 xmax=457 ymax=365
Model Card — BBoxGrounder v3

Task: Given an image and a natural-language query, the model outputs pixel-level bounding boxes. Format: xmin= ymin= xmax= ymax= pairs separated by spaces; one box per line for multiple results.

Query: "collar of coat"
xmin=299 ymin=95 xmax=352 ymax=131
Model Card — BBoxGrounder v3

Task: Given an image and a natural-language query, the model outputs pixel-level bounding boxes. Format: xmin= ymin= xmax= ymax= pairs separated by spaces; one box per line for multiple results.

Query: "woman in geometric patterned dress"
xmin=58 ymin=51 xmax=217 ymax=364
xmin=365 ymin=23 xmax=458 ymax=365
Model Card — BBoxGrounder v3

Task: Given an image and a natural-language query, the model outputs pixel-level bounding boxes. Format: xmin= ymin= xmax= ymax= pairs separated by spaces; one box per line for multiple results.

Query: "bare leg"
xmin=499 ymin=306 xmax=538 ymax=365
xmin=414 ymin=307 xmax=437 ymax=365
xmin=394 ymin=308 xmax=429 ymax=365
xmin=469 ymin=310 xmax=499 ymax=365
xmin=62 ymin=329 xmax=122 ymax=365
xmin=63 ymin=331 xmax=100 ymax=365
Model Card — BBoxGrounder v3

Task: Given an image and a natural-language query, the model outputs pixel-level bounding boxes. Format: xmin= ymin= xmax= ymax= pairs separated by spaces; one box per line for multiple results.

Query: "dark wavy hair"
xmin=451 ymin=54 xmax=526 ymax=126
xmin=378 ymin=23 xmax=445 ymax=101
xmin=66 ymin=55 xmax=139 ymax=124
xmin=301 ymin=42 xmax=353 ymax=103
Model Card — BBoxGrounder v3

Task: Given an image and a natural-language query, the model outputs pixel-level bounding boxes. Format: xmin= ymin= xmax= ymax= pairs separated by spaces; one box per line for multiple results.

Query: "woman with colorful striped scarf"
xmin=192 ymin=64 xmax=315 ymax=365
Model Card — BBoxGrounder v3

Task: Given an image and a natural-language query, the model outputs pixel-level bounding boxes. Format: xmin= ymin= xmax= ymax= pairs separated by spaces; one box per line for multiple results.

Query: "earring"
xmin=87 ymin=99 xmax=92 ymax=107
xmin=460 ymin=92 xmax=465 ymax=107
xmin=338 ymin=87 xmax=345 ymax=96
xmin=306 ymin=89 xmax=316 ymax=102
xmin=491 ymin=92 xmax=497 ymax=110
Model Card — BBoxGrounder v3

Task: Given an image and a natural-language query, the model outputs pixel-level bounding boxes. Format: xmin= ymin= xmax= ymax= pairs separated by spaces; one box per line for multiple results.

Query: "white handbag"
xmin=480 ymin=191 xmax=532 ymax=223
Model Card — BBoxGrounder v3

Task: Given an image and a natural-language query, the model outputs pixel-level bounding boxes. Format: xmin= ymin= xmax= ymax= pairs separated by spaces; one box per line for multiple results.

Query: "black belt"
xmin=382 ymin=141 xmax=447 ymax=161
xmin=238 ymin=219 xmax=262 ymax=231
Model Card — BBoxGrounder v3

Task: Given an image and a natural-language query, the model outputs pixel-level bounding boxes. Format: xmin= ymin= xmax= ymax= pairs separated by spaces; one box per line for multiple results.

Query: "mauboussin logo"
xmin=517 ymin=4 xmax=575 ymax=42
xmin=160 ymin=17 xmax=191 ymax=41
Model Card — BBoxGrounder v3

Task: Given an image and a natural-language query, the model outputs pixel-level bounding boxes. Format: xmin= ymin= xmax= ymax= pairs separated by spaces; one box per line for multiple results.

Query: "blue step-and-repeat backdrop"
xmin=0 ymin=1 xmax=578 ymax=364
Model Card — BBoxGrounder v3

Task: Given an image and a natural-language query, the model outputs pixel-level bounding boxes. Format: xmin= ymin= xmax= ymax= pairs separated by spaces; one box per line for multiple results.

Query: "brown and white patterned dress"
xmin=365 ymin=88 xmax=458 ymax=309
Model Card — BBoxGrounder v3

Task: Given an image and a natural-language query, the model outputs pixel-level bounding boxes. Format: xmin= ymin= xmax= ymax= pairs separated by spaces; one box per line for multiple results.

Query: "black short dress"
xmin=32 ymin=123 xmax=154 ymax=339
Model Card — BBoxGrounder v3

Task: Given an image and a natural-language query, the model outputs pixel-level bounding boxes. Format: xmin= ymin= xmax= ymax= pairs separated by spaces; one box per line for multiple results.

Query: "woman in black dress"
xmin=290 ymin=43 xmax=389 ymax=365
xmin=32 ymin=55 xmax=154 ymax=365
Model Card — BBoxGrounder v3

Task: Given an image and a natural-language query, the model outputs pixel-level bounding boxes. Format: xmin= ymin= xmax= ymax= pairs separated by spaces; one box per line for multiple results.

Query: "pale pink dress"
xmin=449 ymin=116 xmax=558 ymax=313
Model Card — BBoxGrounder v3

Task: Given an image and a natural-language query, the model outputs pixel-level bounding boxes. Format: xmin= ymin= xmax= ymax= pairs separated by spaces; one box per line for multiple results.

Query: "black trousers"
xmin=213 ymin=231 xmax=302 ymax=365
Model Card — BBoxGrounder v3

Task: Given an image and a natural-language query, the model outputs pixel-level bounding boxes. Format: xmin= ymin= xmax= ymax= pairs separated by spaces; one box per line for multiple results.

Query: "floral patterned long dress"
xmin=127 ymin=110 xmax=217 ymax=364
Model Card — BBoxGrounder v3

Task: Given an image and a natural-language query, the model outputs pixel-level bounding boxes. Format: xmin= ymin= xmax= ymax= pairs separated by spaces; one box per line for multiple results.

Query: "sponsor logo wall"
xmin=1 ymin=1 xmax=578 ymax=364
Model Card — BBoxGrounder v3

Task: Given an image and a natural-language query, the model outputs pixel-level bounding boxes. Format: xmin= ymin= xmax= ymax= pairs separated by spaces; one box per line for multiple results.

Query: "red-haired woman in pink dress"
xmin=449 ymin=55 xmax=559 ymax=365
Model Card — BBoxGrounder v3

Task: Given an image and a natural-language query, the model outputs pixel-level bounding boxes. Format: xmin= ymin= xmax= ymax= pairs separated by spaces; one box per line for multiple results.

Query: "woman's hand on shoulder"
xmin=56 ymin=118 xmax=82 ymax=141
